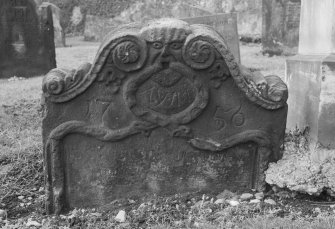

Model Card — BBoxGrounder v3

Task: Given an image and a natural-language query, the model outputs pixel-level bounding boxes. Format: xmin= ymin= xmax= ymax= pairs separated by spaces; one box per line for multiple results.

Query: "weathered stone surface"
xmin=182 ymin=13 xmax=241 ymax=63
xmin=286 ymin=0 xmax=335 ymax=149
xmin=42 ymin=18 xmax=288 ymax=214
xmin=278 ymin=0 xmax=335 ymax=196
xmin=299 ymin=0 xmax=335 ymax=54
xmin=254 ymin=192 xmax=264 ymax=200
xmin=286 ymin=55 xmax=335 ymax=148
xmin=214 ymin=198 xmax=225 ymax=204
xmin=40 ymin=2 xmax=65 ymax=47
xmin=264 ymin=198 xmax=276 ymax=205
xmin=266 ymin=140 xmax=335 ymax=196
xmin=240 ymin=193 xmax=253 ymax=201
xmin=0 ymin=0 xmax=56 ymax=78
xmin=227 ymin=200 xmax=240 ymax=206
xmin=115 ymin=210 xmax=126 ymax=223
xmin=249 ymin=199 xmax=261 ymax=204
xmin=262 ymin=0 xmax=301 ymax=56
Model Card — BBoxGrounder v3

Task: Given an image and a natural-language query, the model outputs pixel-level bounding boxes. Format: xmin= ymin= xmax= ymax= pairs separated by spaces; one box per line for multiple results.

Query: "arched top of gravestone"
xmin=43 ymin=18 xmax=287 ymax=110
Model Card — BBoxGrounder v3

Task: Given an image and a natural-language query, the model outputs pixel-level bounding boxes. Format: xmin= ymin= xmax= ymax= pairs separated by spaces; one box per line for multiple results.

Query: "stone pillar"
xmin=286 ymin=0 xmax=335 ymax=151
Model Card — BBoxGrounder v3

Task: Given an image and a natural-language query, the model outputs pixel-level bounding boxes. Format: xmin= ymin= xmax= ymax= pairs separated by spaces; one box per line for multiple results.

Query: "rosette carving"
xmin=182 ymin=37 xmax=215 ymax=69
xmin=111 ymin=36 xmax=147 ymax=72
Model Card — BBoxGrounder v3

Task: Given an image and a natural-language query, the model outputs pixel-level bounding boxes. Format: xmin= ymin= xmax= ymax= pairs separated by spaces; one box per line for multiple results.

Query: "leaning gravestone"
xmin=42 ymin=18 xmax=288 ymax=214
xmin=0 ymin=0 xmax=56 ymax=78
xmin=182 ymin=13 xmax=241 ymax=63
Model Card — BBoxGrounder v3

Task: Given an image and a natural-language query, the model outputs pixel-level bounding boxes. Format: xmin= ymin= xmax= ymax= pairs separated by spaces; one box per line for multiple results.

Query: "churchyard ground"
xmin=1 ymin=38 xmax=335 ymax=228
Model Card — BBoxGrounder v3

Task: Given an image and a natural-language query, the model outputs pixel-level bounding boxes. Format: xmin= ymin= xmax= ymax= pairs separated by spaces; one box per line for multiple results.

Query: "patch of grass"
xmin=0 ymin=98 xmax=44 ymax=217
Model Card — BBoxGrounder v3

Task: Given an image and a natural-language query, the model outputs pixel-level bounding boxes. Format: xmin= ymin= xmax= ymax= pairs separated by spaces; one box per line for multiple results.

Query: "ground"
xmin=1 ymin=38 xmax=335 ymax=228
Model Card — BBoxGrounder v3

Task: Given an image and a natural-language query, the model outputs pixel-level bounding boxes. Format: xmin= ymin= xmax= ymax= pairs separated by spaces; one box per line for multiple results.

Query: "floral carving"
xmin=189 ymin=40 xmax=212 ymax=63
xmin=111 ymin=37 xmax=147 ymax=72
xmin=114 ymin=41 xmax=140 ymax=64
xmin=183 ymin=39 xmax=215 ymax=69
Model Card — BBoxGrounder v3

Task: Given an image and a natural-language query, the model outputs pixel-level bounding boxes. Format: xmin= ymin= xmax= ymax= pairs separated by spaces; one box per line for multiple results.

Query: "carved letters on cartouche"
xmin=42 ymin=19 xmax=288 ymax=214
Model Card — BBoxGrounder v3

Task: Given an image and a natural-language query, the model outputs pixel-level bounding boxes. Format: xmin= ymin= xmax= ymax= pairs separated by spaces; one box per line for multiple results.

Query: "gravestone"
xmin=84 ymin=15 xmax=119 ymax=42
xmin=42 ymin=18 xmax=288 ymax=214
xmin=262 ymin=0 xmax=301 ymax=56
xmin=182 ymin=13 xmax=241 ymax=63
xmin=0 ymin=0 xmax=56 ymax=78
xmin=286 ymin=0 xmax=335 ymax=150
xmin=171 ymin=2 xmax=213 ymax=18
xmin=40 ymin=2 xmax=66 ymax=47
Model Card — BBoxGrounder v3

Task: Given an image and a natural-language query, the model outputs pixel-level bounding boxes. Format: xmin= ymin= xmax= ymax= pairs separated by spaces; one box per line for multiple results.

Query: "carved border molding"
xmin=124 ymin=63 xmax=209 ymax=126
xmin=42 ymin=19 xmax=288 ymax=110
xmin=45 ymin=119 xmax=272 ymax=214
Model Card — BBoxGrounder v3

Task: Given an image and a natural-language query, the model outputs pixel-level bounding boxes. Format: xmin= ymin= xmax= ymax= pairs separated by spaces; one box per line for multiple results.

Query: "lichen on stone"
xmin=266 ymin=131 xmax=335 ymax=196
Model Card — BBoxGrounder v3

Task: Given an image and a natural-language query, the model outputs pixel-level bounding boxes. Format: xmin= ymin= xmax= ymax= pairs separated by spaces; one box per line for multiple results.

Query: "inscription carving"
xmin=213 ymin=101 xmax=245 ymax=131
xmin=125 ymin=63 xmax=209 ymax=126
xmin=137 ymin=78 xmax=196 ymax=115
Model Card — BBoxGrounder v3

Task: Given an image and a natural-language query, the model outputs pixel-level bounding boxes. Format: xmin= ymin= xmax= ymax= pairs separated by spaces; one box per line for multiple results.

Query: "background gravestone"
xmin=40 ymin=2 xmax=66 ymax=47
xmin=42 ymin=18 xmax=288 ymax=214
xmin=0 ymin=0 xmax=56 ymax=78
xmin=286 ymin=0 xmax=335 ymax=150
xmin=262 ymin=0 xmax=301 ymax=56
xmin=182 ymin=13 xmax=241 ymax=63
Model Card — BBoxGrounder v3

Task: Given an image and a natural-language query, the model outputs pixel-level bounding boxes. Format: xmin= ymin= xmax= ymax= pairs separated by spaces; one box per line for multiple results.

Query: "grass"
xmin=0 ymin=38 xmax=333 ymax=228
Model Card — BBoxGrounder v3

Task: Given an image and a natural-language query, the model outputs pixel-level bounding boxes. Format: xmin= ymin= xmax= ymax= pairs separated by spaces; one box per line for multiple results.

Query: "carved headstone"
xmin=42 ymin=18 xmax=288 ymax=214
xmin=182 ymin=13 xmax=241 ymax=63
xmin=0 ymin=0 xmax=56 ymax=78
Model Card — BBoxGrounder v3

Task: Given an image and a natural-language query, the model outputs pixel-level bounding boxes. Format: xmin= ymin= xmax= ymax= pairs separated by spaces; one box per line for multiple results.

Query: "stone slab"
xmin=182 ymin=13 xmax=241 ymax=63
xmin=286 ymin=54 xmax=335 ymax=148
xmin=299 ymin=0 xmax=335 ymax=55
xmin=42 ymin=18 xmax=288 ymax=214
xmin=0 ymin=0 xmax=56 ymax=78
xmin=40 ymin=2 xmax=65 ymax=47
xmin=262 ymin=0 xmax=301 ymax=55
